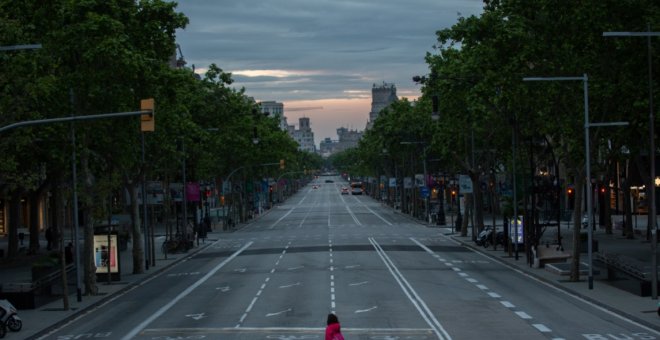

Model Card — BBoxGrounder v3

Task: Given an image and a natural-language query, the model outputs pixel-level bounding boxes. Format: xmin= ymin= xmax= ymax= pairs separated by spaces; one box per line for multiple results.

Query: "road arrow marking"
xmin=355 ymin=306 xmax=377 ymax=313
xmin=216 ymin=286 xmax=230 ymax=292
xmin=266 ymin=308 xmax=292 ymax=317
xmin=279 ymin=282 xmax=301 ymax=289
xmin=349 ymin=281 xmax=369 ymax=286
xmin=185 ymin=313 xmax=206 ymax=320
xmin=287 ymin=266 xmax=304 ymax=271
xmin=345 ymin=264 xmax=361 ymax=269
xmin=234 ymin=268 xmax=247 ymax=273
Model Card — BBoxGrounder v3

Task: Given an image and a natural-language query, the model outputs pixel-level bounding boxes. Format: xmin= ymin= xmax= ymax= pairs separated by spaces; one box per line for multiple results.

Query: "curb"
xmin=450 ymin=236 xmax=660 ymax=332
xmin=25 ymin=240 xmax=214 ymax=340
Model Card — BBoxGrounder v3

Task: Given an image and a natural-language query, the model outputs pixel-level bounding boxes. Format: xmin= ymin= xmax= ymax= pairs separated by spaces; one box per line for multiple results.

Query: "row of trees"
xmin=0 ymin=0 xmax=321 ymax=296
xmin=331 ymin=0 xmax=659 ymax=281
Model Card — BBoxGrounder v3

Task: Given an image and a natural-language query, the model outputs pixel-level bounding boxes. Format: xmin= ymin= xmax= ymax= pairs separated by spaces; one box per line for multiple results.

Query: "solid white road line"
xmin=122 ymin=241 xmax=253 ymax=340
xmin=370 ymin=237 xmax=451 ymax=340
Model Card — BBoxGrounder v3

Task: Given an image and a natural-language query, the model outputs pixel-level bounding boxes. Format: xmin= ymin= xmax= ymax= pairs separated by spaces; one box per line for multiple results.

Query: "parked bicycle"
xmin=161 ymin=233 xmax=193 ymax=254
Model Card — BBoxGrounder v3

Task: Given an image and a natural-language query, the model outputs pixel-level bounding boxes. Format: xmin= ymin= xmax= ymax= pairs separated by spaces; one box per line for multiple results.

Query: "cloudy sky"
xmin=174 ymin=0 xmax=484 ymax=146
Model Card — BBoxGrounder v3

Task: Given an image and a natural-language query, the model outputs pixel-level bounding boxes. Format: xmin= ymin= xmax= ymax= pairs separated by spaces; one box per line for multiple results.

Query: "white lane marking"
xmin=245 ymin=297 xmax=258 ymax=313
xmin=355 ymin=306 xmax=378 ymax=313
xmin=279 ymin=282 xmax=301 ymax=289
xmin=515 ymin=311 xmax=532 ymax=319
xmin=441 ymin=234 xmax=660 ymax=337
xmin=288 ymin=266 xmax=304 ymax=271
xmin=234 ymin=268 xmax=246 ymax=273
xmin=216 ymin=286 xmax=230 ymax=292
xmin=185 ymin=313 xmax=206 ymax=320
xmin=144 ymin=326 xmax=434 ymax=333
xmin=501 ymin=301 xmax=515 ymax=308
xmin=452 ymin=267 xmax=461 ymax=272
xmin=266 ymin=308 xmax=292 ymax=317
xmin=476 ymin=284 xmax=488 ymax=290
xmin=269 ymin=207 xmax=295 ymax=229
xmin=122 ymin=241 xmax=253 ymax=340
xmin=488 ymin=292 xmax=502 ymax=298
xmin=345 ymin=264 xmax=360 ymax=269
xmin=458 ymin=272 xmax=469 ymax=277
xmin=358 ymin=201 xmax=393 ymax=226
xmin=349 ymin=281 xmax=369 ymax=286
xmin=466 ymin=278 xmax=478 ymax=283
xmin=533 ymin=324 xmax=552 ymax=332
xmin=370 ymin=238 xmax=451 ymax=340
xmin=345 ymin=205 xmax=362 ymax=226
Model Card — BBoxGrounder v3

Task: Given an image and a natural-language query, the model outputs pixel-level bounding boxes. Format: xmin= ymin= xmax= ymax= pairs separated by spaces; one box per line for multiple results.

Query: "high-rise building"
xmin=291 ymin=117 xmax=316 ymax=153
xmin=318 ymin=127 xmax=363 ymax=158
xmin=367 ymin=82 xmax=397 ymax=129
xmin=260 ymin=101 xmax=288 ymax=130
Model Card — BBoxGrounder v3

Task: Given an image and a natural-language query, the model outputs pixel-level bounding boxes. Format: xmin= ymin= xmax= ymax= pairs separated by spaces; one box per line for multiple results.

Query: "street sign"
xmin=420 ymin=187 xmax=430 ymax=198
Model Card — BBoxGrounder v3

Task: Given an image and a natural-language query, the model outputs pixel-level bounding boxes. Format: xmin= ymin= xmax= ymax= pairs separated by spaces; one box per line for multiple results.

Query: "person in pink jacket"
xmin=325 ymin=313 xmax=344 ymax=340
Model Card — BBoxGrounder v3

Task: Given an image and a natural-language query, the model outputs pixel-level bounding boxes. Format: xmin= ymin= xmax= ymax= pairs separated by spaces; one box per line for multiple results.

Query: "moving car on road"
xmin=350 ymin=182 xmax=363 ymax=195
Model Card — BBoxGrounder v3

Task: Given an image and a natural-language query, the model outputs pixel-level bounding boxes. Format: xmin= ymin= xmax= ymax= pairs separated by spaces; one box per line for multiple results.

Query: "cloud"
xmin=173 ymin=0 xmax=483 ymax=144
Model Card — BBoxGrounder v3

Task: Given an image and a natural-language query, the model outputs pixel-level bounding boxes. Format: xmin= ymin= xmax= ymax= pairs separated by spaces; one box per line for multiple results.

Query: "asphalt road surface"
xmin=44 ymin=177 xmax=660 ymax=340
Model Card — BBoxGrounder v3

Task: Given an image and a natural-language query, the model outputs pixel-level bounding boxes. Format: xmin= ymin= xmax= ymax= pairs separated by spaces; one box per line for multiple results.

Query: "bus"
xmin=350 ymin=182 xmax=363 ymax=195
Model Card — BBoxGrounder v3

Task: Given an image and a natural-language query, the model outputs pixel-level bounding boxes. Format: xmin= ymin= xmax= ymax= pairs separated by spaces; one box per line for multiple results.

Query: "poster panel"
xmin=94 ymin=234 xmax=119 ymax=274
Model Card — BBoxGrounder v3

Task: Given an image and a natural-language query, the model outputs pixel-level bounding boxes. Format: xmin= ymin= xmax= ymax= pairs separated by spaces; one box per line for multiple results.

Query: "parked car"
xmin=325 ymin=179 xmax=334 ymax=183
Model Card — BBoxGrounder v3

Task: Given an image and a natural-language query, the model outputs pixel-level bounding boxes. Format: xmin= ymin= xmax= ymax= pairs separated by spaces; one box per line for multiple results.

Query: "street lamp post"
xmin=524 ymin=75 xmax=628 ymax=290
xmin=603 ymin=27 xmax=659 ymax=299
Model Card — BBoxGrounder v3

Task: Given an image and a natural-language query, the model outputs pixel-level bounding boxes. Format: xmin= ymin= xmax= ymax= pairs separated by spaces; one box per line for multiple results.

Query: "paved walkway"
xmin=0 ymin=224 xmax=225 ymax=340
xmin=1 ymin=211 xmax=659 ymax=339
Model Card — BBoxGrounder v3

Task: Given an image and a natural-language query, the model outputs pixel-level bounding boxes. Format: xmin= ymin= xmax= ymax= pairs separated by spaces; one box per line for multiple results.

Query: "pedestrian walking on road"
xmin=325 ymin=313 xmax=344 ymax=340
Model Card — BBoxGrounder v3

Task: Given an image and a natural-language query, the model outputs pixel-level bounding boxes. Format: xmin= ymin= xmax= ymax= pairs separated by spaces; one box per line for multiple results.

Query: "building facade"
xmin=367 ymin=82 xmax=398 ymax=129
xmin=318 ymin=127 xmax=363 ymax=158
xmin=259 ymin=101 xmax=289 ymax=131
xmin=291 ymin=117 xmax=316 ymax=153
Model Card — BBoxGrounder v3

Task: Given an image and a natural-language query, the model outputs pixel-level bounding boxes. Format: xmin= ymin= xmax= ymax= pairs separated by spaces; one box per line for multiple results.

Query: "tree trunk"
xmin=29 ymin=190 xmax=41 ymax=253
xmin=570 ymin=175 xmax=584 ymax=282
xmin=462 ymin=194 xmax=472 ymax=238
xmin=7 ymin=190 xmax=21 ymax=258
xmin=621 ymin=178 xmax=634 ymax=239
xmin=53 ymin=175 xmax=70 ymax=309
xmin=470 ymin=172 xmax=485 ymax=233
xmin=81 ymin=153 xmax=98 ymax=296
xmin=127 ymin=180 xmax=145 ymax=274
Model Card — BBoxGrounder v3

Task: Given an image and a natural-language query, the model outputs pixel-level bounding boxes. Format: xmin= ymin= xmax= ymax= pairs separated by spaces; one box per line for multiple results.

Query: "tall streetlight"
xmin=523 ymin=75 xmax=627 ymax=290
xmin=603 ymin=26 xmax=659 ymax=299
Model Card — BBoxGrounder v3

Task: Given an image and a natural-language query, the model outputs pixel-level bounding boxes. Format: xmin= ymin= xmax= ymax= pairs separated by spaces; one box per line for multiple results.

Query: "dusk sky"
xmin=174 ymin=1 xmax=484 ymax=146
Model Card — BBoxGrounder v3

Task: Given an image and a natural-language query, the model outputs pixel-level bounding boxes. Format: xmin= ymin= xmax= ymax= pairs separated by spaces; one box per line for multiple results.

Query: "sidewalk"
xmin=0 ymin=225 xmax=225 ymax=340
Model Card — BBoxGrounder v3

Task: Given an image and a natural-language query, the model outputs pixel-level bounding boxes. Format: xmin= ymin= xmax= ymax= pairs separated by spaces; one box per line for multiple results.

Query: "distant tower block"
xmin=368 ymin=82 xmax=397 ymax=128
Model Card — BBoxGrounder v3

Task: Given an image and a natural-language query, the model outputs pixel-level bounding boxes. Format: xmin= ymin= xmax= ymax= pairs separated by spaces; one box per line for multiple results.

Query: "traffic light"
xmin=140 ymin=98 xmax=155 ymax=132
xmin=269 ymin=185 xmax=273 ymax=193
xmin=279 ymin=159 xmax=285 ymax=169
xmin=567 ymin=186 xmax=575 ymax=208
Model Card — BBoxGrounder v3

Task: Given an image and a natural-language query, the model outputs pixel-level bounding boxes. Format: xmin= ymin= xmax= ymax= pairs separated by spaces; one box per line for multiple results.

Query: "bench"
xmin=594 ymin=252 xmax=659 ymax=297
xmin=532 ymin=244 xmax=571 ymax=268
